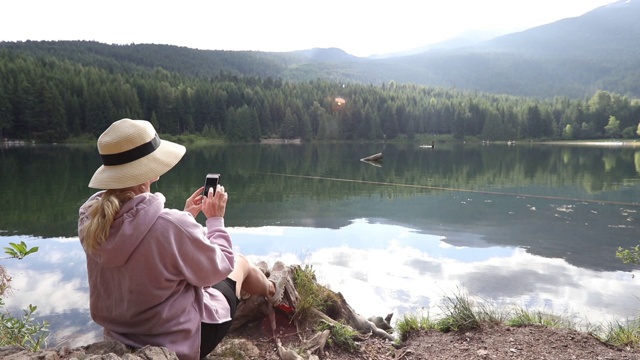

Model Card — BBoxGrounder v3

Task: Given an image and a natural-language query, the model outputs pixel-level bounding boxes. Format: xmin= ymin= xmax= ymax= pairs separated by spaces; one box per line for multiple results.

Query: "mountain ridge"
xmin=1 ymin=0 xmax=639 ymax=98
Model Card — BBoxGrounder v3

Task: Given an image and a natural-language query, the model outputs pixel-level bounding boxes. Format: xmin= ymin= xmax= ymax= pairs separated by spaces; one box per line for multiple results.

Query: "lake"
xmin=1 ymin=141 xmax=640 ymax=348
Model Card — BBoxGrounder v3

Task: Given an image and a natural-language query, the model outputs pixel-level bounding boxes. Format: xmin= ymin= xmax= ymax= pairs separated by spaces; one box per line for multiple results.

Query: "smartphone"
xmin=203 ymin=173 xmax=220 ymax=197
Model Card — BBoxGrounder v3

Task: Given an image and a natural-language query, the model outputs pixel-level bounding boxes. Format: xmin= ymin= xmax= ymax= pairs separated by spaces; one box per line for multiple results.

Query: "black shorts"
xmin=199 ymin=278 xmax=240 ymax=358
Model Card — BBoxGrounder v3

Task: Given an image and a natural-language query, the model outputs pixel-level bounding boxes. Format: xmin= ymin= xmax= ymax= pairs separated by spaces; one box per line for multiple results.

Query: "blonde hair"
xmin=80 ymin=184 xmax=148 ymax=252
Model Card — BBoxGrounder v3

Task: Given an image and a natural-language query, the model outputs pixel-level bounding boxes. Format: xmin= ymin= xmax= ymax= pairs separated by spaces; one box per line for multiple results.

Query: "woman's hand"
xmin=184 ymin=187 xmax=205 ymax=218
xmin=202 ymin=185 xmax=228 ymax=218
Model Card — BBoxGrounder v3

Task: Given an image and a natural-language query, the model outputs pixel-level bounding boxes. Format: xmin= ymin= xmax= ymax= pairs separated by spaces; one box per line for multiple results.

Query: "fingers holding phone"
xmin=202 ymin=174 xmax=227 ymax=218
xmin=184 ymin=186 xmax=205 ymax=218
xmin=203 ymin=173 xmax=220 ymax=197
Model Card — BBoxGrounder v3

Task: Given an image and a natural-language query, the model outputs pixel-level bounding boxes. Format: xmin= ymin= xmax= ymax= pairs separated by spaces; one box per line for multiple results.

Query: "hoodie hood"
xmin=79 ymin=192 xmax=166 ymax=267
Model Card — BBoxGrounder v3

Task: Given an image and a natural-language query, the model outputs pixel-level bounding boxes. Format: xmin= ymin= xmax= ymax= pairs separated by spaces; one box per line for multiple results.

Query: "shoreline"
xmin=537 ymin=140 xmax=640 ymax=147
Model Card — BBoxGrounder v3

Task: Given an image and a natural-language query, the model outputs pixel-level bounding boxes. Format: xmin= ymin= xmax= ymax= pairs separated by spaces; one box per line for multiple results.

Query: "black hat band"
xmin=100 ymin=134 xmax=161 ymax=166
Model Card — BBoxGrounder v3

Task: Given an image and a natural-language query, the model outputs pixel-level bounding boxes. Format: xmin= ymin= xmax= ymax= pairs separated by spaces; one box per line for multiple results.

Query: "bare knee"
xmin=235 ymin=254 xmax=250 ymax=271
xmin=228 ymin=254 xmax=249 ymax=284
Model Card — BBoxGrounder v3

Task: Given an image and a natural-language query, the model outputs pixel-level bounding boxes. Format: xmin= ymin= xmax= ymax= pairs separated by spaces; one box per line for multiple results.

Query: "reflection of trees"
xmin=2 ymin=144 xmax=640 ymax=238
xmin=0 ymin=145 xmax=98 ymax=237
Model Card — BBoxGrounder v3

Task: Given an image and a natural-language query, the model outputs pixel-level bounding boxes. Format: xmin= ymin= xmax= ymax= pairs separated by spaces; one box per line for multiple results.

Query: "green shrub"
xmin=0 ymin=242 xmax=49 ymax=351
xmin=0 ymin=301 xmax=49 ymax=350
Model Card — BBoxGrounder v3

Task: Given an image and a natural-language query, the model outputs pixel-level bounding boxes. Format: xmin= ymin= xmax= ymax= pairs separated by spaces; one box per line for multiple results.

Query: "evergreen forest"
xmin=1 ymin=48 xmax=640 ymax=143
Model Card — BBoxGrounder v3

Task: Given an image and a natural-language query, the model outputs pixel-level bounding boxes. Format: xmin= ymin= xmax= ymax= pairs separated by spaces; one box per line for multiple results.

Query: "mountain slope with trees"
xmin=0 ymin=47 xmax=639 ymax=144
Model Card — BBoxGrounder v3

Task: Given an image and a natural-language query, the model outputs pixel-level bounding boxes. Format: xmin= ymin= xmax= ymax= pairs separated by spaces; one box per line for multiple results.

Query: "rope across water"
xmin=259 ymin=172 xmax=640 ymax=208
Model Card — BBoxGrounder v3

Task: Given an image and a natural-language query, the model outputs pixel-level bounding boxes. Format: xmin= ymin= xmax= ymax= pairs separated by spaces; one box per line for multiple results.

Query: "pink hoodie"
xmin=78 ymin=191 xmax=234 ymax=360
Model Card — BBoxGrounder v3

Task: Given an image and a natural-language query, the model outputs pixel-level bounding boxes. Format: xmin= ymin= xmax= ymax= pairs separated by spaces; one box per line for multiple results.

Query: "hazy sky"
xmin=2 ymin=0 xmax=619 ymax=57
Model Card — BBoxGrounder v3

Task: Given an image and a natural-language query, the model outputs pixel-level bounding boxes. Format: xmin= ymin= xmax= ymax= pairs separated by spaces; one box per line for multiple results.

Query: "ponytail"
xmin=79 ymin=189 xmax=136 ymax=252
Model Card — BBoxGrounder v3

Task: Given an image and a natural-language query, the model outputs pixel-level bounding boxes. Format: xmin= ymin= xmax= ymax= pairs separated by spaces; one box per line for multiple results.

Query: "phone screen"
xmin=203 ymin=174 xmax=220 ymax=197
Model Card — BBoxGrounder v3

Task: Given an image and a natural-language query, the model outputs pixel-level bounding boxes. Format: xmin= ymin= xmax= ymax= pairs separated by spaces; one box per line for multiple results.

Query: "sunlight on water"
xmin=3 ymin=219 xmax=638 ymax=348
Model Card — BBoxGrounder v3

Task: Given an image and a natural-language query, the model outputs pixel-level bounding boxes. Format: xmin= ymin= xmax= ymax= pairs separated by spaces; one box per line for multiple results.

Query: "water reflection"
xmin=2 ymin=143 xmax=640 ymax=348
xmin=2 ymin=219 xmax=639 ymax=348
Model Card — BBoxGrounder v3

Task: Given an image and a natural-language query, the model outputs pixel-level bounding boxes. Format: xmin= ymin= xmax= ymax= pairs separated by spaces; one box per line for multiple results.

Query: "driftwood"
xmin=308 ymin=294 xmax=394 ymax=341
xmin=360 ymin=152 xmax=383 ymax=167
xmin=360 ymin=159 xmax=382 ymax=167
xmin=360 ymin=152 xmax=383 ymax=162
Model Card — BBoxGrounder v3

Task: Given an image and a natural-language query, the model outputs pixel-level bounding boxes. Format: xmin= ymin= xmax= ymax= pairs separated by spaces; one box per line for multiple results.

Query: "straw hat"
xmin=88 ymin=118 xmax=186 ymax=189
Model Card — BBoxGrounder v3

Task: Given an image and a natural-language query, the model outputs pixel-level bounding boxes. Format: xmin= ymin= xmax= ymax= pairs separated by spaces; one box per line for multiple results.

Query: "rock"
xmin=276 ymin=338 xmax=304 ymax=360
xmin=209 ymin=339 xmax=260 ymax=359
xmin=83 ymin=340 xmax=129 ymax=356
xmin=0 ymin=346 xmax=25 ymax=358
xmin=367 ymin=313 xmax=394 ymax=332
xmin=0 ymin=341 xmax=179 ymax=360
xmin=135 ymin=345 xmax=179 ymax=359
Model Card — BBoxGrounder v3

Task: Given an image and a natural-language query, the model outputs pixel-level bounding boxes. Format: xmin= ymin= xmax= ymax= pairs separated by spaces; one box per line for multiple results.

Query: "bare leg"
xmin=227 ymin=254 xmax=275 ymax=299
xmin=227 ymin=255 xmax=290 ymax=335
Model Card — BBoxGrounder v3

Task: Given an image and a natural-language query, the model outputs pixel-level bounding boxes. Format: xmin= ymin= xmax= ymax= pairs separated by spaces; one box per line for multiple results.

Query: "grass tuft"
xmin=436 ymin=290 xmax=502 ymax=332
xmin=395 ymin=312 xmax=437 ymax=342
xmin=507 ymin=308 xmax=574 ymax=329
xmin=292 ymin=265 xmax=336 ymax=320
xmin=598 ymin=319 xmax=640 ymax=347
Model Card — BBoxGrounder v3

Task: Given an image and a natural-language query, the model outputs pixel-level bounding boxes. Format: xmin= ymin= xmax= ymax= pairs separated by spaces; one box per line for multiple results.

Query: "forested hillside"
xmin=0 ymin=41 xmax=297 ymax=79
xmin=1 ymin=1 xmax=640 ymax=143
xmin=1 ymin=49 xmax=639 ymax=143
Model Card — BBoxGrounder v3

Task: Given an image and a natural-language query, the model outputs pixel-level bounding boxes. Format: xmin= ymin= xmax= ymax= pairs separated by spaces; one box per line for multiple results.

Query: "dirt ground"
xmin=209 ymin=265 xmax=639 ymax=360
xmin=211 ymin=313 xmax=640 ymax=360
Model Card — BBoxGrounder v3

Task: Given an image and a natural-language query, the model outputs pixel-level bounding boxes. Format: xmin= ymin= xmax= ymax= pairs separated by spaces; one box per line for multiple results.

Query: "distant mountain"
xmin=291 ymin=47 xmax=361 ymax=62
xmin=1 ymin=0 xmax=639 ymax=98
xmin=484 ymin=0 xmax=640 ymax=58
xmin=366 ymin=0 xmax=640 ymax=98
xmin=369 ymin=29 xmax=509 ymax=59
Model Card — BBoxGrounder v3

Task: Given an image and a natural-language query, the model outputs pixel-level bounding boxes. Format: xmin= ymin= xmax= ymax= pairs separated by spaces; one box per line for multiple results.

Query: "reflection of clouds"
xmin=406 ymin=258 xmax=442 ymax=275
xmin=457 ymin=253 xmax=581 ymax=298
xmin=51 ymin=237 xmax=81 ymax=243
xmin=351 ymin=269 xmax=368 ymax=282
xmin=42 ymin=312 xmax=102 ymax=348
xmin=328 ymin=249 xmax=353 ymax=267
xmin=438 ymin=240 xmax=454 ymax=248
xmin=229 ymin=226 xmax=285 ymax=236
xmin=53 ymin=328 xmax=102 ymax=348
xmin=296 ymin=237 xmax=640 ymax=329
xmin=42 ymin=248 xmax=85 ymax=263
xmin=6 ymin=269 xmax=88 ymax=315
xmin=306 ymin=245 xmax=444 ymax=321
xmin=45 ymin=238 xmax=85 ymax=263
xmin=3 ymin=221 xmax=640 ymax=347
xmin=461 ymin=268 xmax=568 ymax=297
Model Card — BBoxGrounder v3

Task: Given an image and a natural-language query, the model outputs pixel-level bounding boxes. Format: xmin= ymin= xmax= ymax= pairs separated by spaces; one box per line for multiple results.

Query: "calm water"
xmin=1 ymin=142 xmax=640 ymax=347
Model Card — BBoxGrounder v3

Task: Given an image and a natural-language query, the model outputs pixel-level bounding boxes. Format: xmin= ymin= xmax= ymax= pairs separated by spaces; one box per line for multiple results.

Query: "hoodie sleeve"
xmin=155 ymin=210 xmax=234 ymax=288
